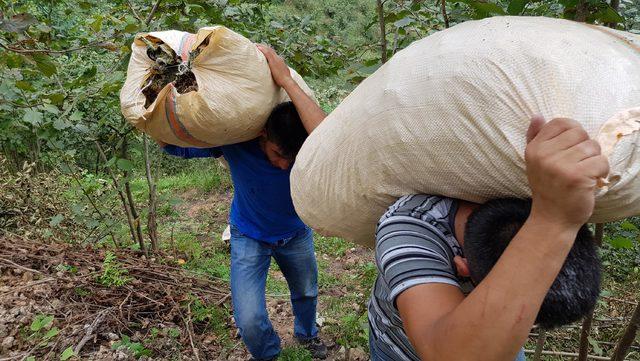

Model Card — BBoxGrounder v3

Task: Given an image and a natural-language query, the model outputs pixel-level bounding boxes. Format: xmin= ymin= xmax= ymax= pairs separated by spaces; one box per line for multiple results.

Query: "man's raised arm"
xmin=396 ymin=117 xmax=609 ymax=361
xmin=257 ymin=44 xmax=326 ymax=134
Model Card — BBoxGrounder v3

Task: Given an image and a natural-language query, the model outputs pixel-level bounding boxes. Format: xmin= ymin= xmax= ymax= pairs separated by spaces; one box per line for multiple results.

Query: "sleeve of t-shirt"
xmin=375 ymin=215 xmax=460 ymax=305
xmin=162 ymin=144 xmax=223 ymax=159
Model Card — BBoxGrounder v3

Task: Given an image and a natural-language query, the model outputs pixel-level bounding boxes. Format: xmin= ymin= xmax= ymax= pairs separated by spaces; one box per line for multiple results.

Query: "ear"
xmin=258 ymin=129 xmax=267 ymax=137
xmin=453 ymin=256 xmax=471 ymax=278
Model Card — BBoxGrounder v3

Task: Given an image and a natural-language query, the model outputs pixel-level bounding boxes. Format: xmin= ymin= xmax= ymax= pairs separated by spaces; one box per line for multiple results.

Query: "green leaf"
xmin=26 ymin=357 xmax=36 ymax=361
xmin=90 ymin=16 xmax=103 ymax=32
xmin=50 ymin=214 xmax=65 ymax=227
xmin=116 ymin=159 xmax=134 ymax=172
xmin=48 ymin=93 xmax=65 ymax=105
xmin=621 ymin=221 xmax=639 ymax=232
xmin=0 ymin=13 xmax=37 ymax=33
xmin=451 ymin=0 xmax=507 ymax=17
xmin=41 ymin=104 xmax=60 ymax=114
xmin=44 ymin=327 xmax=60 ymax=340
xmin=394 ymin=17 xmax=413 ymax=28
xmin=31 ymin=314 xmax=54 ymax=332
xmin=270 ymin=21 xmax=284 ymax=29
xmin=507 ymin=0 xmax=529 ymax=14
xmin=60 ymin=346 xmax=75 ymax=361
xmin=5 ymin=53 xmax=24 ymax=68
xmin=609 ymin=236 xmax=634 ymax=249
xmin=32 ymin=54 xmax=57 ymax=77
xmin=69 ymin=111 xmax=84 ymax=121
xmin=588 ymin=336 xmax=603 ymax=355
xmin=23 ymin=109 xmax=43 ymax=126
xmin=124 ymin=23 xmax=138 ymax=32
xmin=53 ymin=118 xmax=70 ymax=130
xmin=591 ymin=6 xmax=625 ymax=23
xmin=15 ymin=81 xmax=35 ymax=92
xmin=80 ymin=66 xmax=97 ymax=81
xmin=79 ymin=1 xmax=91 ymax=10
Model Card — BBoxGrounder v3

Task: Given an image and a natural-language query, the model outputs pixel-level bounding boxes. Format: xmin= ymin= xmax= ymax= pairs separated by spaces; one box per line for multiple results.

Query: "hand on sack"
xmin=524 ymin=116 xmax=609 ymax=229
xmin=256 ymin=44 xmax=294 ymax=89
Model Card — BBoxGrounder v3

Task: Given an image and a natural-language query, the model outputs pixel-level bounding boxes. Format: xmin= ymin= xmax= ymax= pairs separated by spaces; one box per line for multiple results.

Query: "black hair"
xmin=264 ymin=101 xmax=308 ymax=161
xmin=463 ymin=198 xmax=601 ymax=329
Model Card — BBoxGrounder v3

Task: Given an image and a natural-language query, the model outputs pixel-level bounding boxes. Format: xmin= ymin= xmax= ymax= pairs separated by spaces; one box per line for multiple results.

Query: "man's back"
xmin=162 ymin=139 xmax=306 ymax=243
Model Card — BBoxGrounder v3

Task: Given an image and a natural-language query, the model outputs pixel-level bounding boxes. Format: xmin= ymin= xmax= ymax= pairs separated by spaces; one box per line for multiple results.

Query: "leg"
xmin=230 ymin=226 xmax=280 ymax=360
xmin=273 ymin=227 xmax=319 ymax=339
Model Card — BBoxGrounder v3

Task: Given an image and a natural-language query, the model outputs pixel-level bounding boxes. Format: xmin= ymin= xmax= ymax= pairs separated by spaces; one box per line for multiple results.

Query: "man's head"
xmin=260 ymin=101 xmax=308 ymax=170
xmin=462 ymin=198 xmax=601 ymax=329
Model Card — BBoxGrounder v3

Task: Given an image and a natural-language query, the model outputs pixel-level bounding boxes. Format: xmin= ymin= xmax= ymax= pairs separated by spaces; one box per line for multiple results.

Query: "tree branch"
xmin=128 ymin=0 xmax=143 ymax=23
xmin=0 ymin=40 xmax=105 ymax=54
xmin=376 ymin=0 xmax=388 ymax=63
xmin=441 ymin=0 xmax=450 ymax=28
xmin=145 ymin=0 xmax=162 ymax=26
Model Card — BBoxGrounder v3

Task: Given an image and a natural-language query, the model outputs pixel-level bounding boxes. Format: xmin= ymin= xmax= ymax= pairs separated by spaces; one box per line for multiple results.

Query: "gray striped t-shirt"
xmin=367 ymin=194 xmax=473 ymax=360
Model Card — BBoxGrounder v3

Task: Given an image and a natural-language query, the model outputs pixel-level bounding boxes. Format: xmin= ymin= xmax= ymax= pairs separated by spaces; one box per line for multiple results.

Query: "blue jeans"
xmin=369 ymin=330 xmax=526 ymax=361
xmin=230 ymin=225 xmax=318 ymax=360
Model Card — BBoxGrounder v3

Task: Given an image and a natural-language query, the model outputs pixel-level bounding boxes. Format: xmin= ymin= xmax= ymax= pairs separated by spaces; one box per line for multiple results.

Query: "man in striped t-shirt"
xmin=368 ymin=117 xmax=606 ymax=361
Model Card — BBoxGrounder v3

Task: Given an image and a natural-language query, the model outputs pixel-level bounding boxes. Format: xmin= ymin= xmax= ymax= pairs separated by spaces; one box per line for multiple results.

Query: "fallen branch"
xmin=0 ymin=257 xmax=44 ymax=274
xmin=74 ymin=308 xmax=111 ymax=355
xmin=186 ymin=302 xmax=202 ymax=361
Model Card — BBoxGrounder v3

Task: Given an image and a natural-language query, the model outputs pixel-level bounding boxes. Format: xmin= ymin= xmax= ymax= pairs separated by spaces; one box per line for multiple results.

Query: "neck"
xmin=454 ymin=200 xmax=480 ymax=247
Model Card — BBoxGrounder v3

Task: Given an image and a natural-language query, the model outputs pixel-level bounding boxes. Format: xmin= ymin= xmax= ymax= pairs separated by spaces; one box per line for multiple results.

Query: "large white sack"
xmin=120 ymin=26 xmax=315 ymax=148
xmin=291 ymin=16 xmax=640 ymax=248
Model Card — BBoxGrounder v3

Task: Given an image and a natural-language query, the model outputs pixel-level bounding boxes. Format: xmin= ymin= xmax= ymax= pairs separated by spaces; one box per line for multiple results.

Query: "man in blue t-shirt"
xmin=161 ymin=45 xmax=328 ymax=361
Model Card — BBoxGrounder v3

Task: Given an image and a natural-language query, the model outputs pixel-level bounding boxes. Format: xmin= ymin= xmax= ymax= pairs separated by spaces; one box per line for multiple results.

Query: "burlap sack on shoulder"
xmin=291 ymin=16 xmax=640 ymax=247
xmin=120 ymin=26 xmax=315 ymax=148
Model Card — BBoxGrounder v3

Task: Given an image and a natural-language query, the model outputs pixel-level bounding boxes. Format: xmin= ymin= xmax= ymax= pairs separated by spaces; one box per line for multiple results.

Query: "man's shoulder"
xmin=379 ymin=194 xmax=456 ymax=225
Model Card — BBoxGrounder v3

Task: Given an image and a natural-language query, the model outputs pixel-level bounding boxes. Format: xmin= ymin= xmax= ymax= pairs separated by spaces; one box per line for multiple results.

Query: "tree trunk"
xmin=143 ymin=136 xmax=159 ymax=252
xmin=96 ymin=141 xmax=140 ymax=251
xmin=578 ymin=223 xmax=604 ymax=361
xmin=610 ymin=301 xmax=640 ymax=361
xmin=441 ymin=0 xmax=450 ymax=28
xmin=574 ymin=0 xmax=589 ymax=22
xmin=607 ymin=0 xmax=621 ymax=28
xmin=377 ymin=0 xmax=388 ymax=63
xmin=120 ymin=135 xmax=146 ymax=255
xmin=532 ymin=331 xmax=547 ymax=361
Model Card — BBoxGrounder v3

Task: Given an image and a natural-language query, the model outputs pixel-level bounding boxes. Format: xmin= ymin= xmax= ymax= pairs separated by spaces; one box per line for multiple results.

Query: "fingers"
xmin=526 ymin=115 xmax=546 ymax=144
xmin=531 ymin=117 xmax=582 ymax=143
xmin=578 ymin=155 xmax=610 ymax=180
xmin=564 ymin=139 xmax=602 ymax=163
xmin=543 ymin=126 xmax=590 ymax=153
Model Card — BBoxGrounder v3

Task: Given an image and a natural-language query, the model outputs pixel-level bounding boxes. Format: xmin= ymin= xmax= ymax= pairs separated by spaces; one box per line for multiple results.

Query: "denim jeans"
xmin=369 ymin=330 xmax=526 ymax=361
xmin=230 ymin=225 xmax=318 ymax=361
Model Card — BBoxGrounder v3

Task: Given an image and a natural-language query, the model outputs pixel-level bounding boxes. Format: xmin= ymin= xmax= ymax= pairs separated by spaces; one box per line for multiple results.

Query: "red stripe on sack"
xmin=164 ymin=87 xmax=213 ymax=148
xmin=180 ymin=34 xmax=197 ymax=61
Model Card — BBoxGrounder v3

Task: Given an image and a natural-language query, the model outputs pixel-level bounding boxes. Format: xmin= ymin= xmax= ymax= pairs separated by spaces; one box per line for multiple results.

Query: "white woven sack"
xmin=291 ymin=16 xmax=640 ymax=247
xmin=120 ymin=26 xmax=315 ymax=147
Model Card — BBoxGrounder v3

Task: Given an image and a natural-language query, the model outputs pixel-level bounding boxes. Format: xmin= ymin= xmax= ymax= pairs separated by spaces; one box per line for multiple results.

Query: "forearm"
xmin=423 ymin=216 xmax=578 ymax=361
xmin=281 ymin=79 xmax=326 ymax=134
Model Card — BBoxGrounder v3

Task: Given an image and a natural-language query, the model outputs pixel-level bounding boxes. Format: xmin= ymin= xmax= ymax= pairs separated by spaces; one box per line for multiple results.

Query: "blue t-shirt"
xmin=163 ymin=139 xmax=307 ymax=243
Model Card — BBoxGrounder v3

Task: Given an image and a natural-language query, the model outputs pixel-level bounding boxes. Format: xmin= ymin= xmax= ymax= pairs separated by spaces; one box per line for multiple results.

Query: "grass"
xmin=129 ymin=160 xmax=231 ymax=202
xmin=315 ymin=234 xmax=351 ymax=258
xmin=279 ymin=345 xmax=313 ymax=361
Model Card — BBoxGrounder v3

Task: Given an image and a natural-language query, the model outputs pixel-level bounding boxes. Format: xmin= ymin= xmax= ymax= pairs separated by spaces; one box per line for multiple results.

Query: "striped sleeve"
xmin=375 ymin=214 xmax=460 ymax=303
